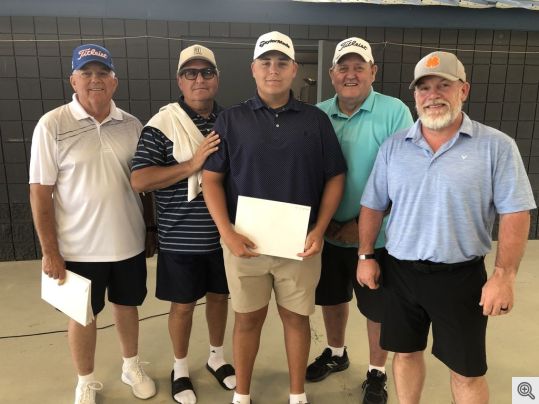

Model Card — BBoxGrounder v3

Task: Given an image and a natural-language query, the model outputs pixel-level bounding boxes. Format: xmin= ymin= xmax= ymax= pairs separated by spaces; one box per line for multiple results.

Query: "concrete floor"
xmin=1 ymin=241 xmax=538 ymax=404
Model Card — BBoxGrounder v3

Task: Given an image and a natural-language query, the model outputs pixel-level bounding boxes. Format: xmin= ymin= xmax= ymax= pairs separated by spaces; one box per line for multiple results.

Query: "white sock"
xmin=173 ymin=357 xmax=196 ymax=404
xmin=77 ymin=373 xmax=95 ymax=384
xmin=232 ymin=392 xmax=251 ymax=404
xmin=122 ymin=355 xmax=138 ymax=370
xmin=368 ymin=364 xmax=386 ymax=373
xmin=208 ymin=345 xmax=236 ymax=390
xmin=328 ymin=345 xmax=345 ymax=357
xmin=290 ymin=392 xmax=308 ymax=404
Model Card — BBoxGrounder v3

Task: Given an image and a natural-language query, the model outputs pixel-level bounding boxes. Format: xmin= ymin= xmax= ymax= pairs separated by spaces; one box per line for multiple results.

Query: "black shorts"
xmin=315 ymin=242 xmax=386 ymax=323
xmin=380 ymin=254 xmax=488 ymax=377
xmin=156 ymin=250 xmax=229 ymax=304
xmin=65 ymin=251 xmax=147 ymax=316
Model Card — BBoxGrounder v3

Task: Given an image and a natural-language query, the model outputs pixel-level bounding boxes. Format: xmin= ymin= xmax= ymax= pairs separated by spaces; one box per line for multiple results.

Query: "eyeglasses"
xmin=179 ymin=67 xmax=218 ymax=80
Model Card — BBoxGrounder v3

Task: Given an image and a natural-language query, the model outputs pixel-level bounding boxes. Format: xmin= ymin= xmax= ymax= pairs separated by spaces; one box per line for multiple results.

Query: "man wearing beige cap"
xmin=203 ymin=31 xmax=346 ymax=404
xmin=131 ymin=44 xmax=235 ymax=404
xmin=308 ymin=37 xmax=412 ymax=404
xmin=358 ymin=51 xmax=535 ymax=403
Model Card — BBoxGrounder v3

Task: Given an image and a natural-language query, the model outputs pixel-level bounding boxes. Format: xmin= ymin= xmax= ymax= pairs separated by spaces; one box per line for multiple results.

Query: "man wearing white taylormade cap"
xmin=203 ymin=31 xmax=346 ymax=404
xmin=309 ymin=37 xmax=412 ymax=404
xmin=359 ymin=51 xmax=535 ymax=403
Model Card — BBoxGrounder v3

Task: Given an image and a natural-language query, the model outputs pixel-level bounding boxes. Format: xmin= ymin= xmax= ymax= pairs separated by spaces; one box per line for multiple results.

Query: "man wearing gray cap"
xmin=308 ymin=37 xmax=412 ymax=404
xmin=30 ymin=44 xmax=155 ymax=404
xmin=358 ymin=51 xmax=536 ymax=403
xmin=131 ymin=44 xmax=235 ymax=404
xmin=203 ymin=31 xmax=346 ymax=404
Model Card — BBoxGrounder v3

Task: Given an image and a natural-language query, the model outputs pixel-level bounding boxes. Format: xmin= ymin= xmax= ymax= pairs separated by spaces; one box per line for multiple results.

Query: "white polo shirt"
xmin=29 ymin=95 xmax=145 ymax=262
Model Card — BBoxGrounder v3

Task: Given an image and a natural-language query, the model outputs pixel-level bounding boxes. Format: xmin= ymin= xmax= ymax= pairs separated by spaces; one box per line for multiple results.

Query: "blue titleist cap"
xmin=71 ymin=44 xmax=114 ymax=72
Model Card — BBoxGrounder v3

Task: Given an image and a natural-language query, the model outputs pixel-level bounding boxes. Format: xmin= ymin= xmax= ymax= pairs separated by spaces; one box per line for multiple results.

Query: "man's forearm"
xmin=312 ymin=173 xmax=345 ymax=234
xmin=131 ymin=162 xmax=195 ymax=193
xmin=201 ymin=170 xmax=233 ymax=237
xmin=494 ymin=211 xmax=531 ymax=276
xmin=29 ymin=184 xmax=60 ymax=256
xmin=358 ymin=206 xmax=385 ymax=253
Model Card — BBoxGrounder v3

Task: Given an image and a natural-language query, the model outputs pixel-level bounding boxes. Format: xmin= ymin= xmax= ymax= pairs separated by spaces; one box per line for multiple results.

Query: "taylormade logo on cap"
xmin=409 ymin=51 xmax=466 ymax=89
xmin=332 ymin=37 xmax=374 ymax=66
xmin=71 ymin=44 xmax=114 ymax=72
xmin=253 ymin=31 xmax=295 ymax=60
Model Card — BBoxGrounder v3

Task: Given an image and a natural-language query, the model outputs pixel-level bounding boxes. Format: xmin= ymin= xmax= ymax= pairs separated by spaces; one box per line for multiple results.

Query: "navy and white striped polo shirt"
xmin=204 ymin=92 xmax=347 ymax=225
xmin=132 ymin=98 xmax=223 ymax=254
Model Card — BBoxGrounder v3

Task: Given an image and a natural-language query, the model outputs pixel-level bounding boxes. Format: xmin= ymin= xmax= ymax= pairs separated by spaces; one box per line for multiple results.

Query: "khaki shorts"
xmin=221 ymin=240 xmax=322 ymax=316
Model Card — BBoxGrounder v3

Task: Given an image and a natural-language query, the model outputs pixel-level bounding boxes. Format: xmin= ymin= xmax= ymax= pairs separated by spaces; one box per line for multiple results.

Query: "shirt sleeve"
xmin=391 ymin=101 xmax=414 ymax=134
xmin=361 ymin=142 xmax=391 ymax=211
xmin=203 ymin=113 xmax=230 ymax=173
xmin=28 ymin=118 xmax=58 ymax=185
xmin=131 ymin=126 xmax=170 ymax=171
xmin=318 ymin=111 xmax=347 ymax=179
xmin=492 ymin=138 xmax=536 ymax=213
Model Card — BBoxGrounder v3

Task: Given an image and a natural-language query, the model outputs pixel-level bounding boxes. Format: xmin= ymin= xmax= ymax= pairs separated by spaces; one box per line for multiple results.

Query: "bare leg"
xmin=169 ymin=302 xmax=196 ymax=358
xmin=450 ymin=371 xmax=489 ymax=404
xmin=206 ymin=292 xmax=229 ymax=347
xmin=68 ymin=318 xmax=97 ymax=375
xmin=366 ymin=319 xmax=388 ymax=367
xmin=112 ymin=304 xmax=139 ymax=358
xmin=392 ymin=351 xmax=426 ymax=404
xmin=322 ymin=303 xmax=348 ymax=347
xmin=233 ymin=306 xmax=268 ymax=394
xmin=278 ymin=305 xmax=310 ymax=394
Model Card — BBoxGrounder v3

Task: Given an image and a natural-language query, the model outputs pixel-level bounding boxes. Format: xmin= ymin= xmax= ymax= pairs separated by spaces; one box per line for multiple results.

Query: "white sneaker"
xmin=74 ymin=381 xmax=103 ymax=404
xmin=121 ymin=358 xmax=156 ymax=399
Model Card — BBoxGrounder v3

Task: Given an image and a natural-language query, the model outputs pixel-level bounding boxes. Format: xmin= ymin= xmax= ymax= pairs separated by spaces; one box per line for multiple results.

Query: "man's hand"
xmin=479 ymin=266 xmax=515 ymax=316
xmin=332 ymin=219 xmax=358 ymax=244
xmin=189 ymin=132 xmax=220 ymax=172
xmin=298 ymin=229 xmax=324 ymax=258
xmin=222 ymin=230 xmax=259 ymax=258
xmin=42 ymin=252 xmax=67 ymax=285
xmin=357 ymin=259 xmax=380 ymax=290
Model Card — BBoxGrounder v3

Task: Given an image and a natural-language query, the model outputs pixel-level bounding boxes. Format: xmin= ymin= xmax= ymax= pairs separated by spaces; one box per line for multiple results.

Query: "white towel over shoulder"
xmin=145 ymin=103 xmax=206 ymax=201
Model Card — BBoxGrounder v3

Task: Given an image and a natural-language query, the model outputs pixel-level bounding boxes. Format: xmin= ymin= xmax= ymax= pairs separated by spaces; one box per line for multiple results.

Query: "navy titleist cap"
xmin=72 ymin=44 xmax=114 ymax=72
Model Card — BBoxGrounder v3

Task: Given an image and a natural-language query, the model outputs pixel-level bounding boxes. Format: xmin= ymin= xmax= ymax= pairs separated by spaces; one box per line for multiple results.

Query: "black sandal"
xmin=206 ymin=363 xmax=236 ymax=390
xmin=170 ymin=370 xmax=196 ymax=403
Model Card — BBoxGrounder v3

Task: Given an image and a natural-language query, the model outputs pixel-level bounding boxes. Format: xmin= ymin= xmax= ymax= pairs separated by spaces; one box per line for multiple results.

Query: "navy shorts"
xmin=315 ymin=242 xmax=386 ymax=323
xmin=65 ymin=251 xmax=147 ymax=315
xmin=156 ymin=250 xmax=229 ymax=304
xmin=381 ymin=254 xmax=488 ymax=377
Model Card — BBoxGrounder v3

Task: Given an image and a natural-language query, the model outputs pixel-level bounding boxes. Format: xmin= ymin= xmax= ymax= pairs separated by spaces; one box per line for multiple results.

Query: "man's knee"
xmin=235 ymin=307 xmax=268 ymax=332
xmin=451 ymin=371 xmax=485 ymax=388
xmin=206 ymin=292 xmax=229 ymax=304
xmin=170 ymin=302 xmax=196 ymax=317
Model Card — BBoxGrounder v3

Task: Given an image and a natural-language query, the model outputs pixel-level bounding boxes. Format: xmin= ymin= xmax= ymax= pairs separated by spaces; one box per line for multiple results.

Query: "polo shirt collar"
xmin=406 ymin=112 xmax=474 ymax=142
xmin=330 ymin=87 xmax=375 ymax=119
xmin=250 ymin=91 xmax=302 ymax=112
xmin=178 ymin=96 xmax=221 ymax=120
xmin=69 ymin=93 xmax=122 ymax=122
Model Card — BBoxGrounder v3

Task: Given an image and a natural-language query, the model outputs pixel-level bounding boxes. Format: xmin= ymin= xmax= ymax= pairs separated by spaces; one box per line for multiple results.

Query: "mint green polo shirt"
xmin=317 ymin=89 xmax=413 ymax=248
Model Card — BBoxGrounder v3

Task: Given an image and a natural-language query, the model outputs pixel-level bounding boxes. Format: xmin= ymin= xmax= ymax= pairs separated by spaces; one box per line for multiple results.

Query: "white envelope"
xmin=235 ymin=196 xmax=311 ymax=261
xmin=41 ymin=270 xmax=94 ymax=326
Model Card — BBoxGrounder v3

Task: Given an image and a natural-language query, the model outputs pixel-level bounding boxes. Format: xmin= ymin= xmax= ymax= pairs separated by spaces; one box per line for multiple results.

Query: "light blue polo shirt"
xmin=361 ymin=113 xmax=536 ymax=263
xmin=317 ymin=89 xmax=413 ymax=248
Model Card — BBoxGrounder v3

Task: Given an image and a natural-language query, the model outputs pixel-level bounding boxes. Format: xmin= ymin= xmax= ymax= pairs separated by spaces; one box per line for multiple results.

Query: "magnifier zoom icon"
xmin=518 ymin=382 xmax=536 ymax=400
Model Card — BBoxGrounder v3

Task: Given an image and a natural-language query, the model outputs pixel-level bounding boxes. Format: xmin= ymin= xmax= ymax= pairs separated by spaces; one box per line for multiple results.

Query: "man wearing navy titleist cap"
xmin=203 ymin=31 xmax=346 ymax=404
xmin=309 ymin=37 xmax=413 ymax=404
xmin=30 ymin=44 xmax=156 ymax=404
xmin=359 ymin=51 xmax=536 ymax=403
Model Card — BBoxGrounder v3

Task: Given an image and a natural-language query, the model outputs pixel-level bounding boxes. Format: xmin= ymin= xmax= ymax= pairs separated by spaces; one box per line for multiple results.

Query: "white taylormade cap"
xmin=253 ymin=31 xmax=295 ymax=61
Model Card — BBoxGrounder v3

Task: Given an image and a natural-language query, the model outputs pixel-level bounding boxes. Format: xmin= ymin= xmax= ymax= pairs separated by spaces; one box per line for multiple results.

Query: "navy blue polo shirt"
xmin=204 ymin=92 xmax=347 ymax=225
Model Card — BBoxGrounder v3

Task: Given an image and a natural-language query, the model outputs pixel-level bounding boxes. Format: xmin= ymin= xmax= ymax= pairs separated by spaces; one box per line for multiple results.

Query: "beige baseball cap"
xmin=409 ymin=51 xmax=466 ymax=89
xmin=253 ymin=31 xmax=295 ymax=60
xmin=332 ymin=37 xmax=374 ymax=66
xmin=177 ymin=44 xmax=217 ymax=72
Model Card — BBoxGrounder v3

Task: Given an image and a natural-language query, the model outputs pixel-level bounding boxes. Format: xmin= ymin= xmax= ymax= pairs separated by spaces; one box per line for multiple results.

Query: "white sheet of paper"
xmin=41 ymin=270 xmax=94 ymax=326
xmin=235 ymin=196 xmax=311 ymax=261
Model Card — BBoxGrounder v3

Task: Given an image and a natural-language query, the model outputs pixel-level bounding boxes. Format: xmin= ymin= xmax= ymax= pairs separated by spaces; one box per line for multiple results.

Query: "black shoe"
xmin=361 ymin=369 xmax=388 ymax=404
xmin=306 ymin=347 xmax=350 ymax=382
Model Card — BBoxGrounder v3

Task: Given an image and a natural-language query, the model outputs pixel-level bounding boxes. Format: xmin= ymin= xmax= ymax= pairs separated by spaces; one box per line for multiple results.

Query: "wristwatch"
xmin=358 ymin=253 xmax=376 ymax=260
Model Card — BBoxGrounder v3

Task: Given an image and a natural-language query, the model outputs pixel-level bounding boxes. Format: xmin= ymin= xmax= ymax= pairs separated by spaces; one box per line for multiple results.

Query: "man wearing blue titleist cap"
xmin=30 ymin=44 xmax=156 ymax=404
xmin=203 ymin=31 xmax=346 ymax=404
xmin=359 ymin=51 xmax=536 ymax=403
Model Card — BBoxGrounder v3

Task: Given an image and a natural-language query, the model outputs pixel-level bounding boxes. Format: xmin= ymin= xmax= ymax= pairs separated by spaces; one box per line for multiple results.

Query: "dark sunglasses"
xmin=179 ymin=67 xmax=218 ymax=80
